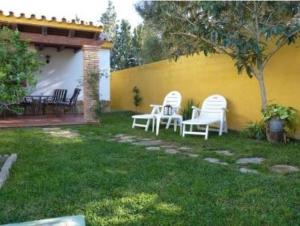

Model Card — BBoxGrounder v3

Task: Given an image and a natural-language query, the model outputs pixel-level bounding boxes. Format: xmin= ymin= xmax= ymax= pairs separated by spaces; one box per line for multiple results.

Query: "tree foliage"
xmin=0 ymin=27 xmax=41 ymax=111
xmin=111 ymin=21 xmax=167 ymax=70
xmin=103 ymin=0 xmax=166 ymax=70
xmin=111 ymin=20 xmax=139 ymax=70
xmin=136 ymin=1 xmax=300 ymax=109
xmin=140 ymin=22 xmax=167 ymax=64
xmin=100 ymin=0 xmax=117 ymax=41
xmin=131 ymin=25 xmax=143 ymax=66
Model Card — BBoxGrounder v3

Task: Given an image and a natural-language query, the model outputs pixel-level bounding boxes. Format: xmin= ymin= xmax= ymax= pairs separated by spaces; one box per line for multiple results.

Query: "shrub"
xmin=182 ymin=99 xmax=196 ymax=120
xmin=243 ymin=121 xmax=266 ymax=140
xmin=132 ymin=86 xmax=142 ymax=110
xmin=0 ymin=27 xmax=41 ymax=113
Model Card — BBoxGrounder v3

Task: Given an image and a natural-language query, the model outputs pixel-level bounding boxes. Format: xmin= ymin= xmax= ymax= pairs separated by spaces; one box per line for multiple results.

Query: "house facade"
xmin=0 ymin=10 xmax=112 ymax=121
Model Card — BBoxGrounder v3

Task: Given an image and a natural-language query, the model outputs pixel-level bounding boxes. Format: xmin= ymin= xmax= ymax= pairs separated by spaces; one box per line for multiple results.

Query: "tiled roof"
xmin=0 ymin=10 xmax=103 ymax=32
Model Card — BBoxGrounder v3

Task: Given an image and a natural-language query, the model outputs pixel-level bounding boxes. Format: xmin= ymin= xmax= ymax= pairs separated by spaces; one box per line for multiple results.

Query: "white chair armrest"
xmin=150 ymin=104 xmax=162 ymax=114
xmin=191 ymin=106 xmax=201 ymax=119
xmin=200 ymin=109 xmax=225 ymax=114
xmin=192 ymin=106 xmax=201 ymax=111
xmin=150 ymin=104 xmax=162 ymax=108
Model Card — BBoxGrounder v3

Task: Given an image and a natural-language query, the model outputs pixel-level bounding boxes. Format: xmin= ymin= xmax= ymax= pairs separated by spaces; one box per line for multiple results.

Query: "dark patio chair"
xmin=46 ymin=89 xmax=68 ymax=104
xmin=58 ymin=88 xmax=81 ymax=114
xmin=43 ymin=89 xmax=68 ymax=114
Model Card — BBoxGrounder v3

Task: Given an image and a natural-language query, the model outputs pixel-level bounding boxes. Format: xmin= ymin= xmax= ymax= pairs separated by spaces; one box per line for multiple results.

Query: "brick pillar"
xmin=82 ymin=45 xmax=100 ymax=123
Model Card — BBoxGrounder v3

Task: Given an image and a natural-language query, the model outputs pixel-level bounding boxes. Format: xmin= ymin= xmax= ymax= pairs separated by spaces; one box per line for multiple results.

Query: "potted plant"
xmin=262 ymin=104 xmax=298 ymax=143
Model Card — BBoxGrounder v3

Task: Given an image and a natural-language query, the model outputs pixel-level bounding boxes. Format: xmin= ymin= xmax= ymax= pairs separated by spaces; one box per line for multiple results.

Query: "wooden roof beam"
xmin=20 ymin=32 xmax=104 ymax=48
xmin=68 ymin=30 xmax=75 ymax=38
xmin=42 ymin=26 xmax=47 ymax=35
xmin=57 ymin=46 xmax=65 ymax=52
xmin=93 ymin=32 xmax=99 ymax=40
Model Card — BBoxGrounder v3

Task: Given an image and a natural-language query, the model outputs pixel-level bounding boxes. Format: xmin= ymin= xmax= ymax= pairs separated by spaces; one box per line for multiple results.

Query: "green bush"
xmin=243 ymin=121 xmax=266 ymax=140
xmin=182 ymin=99 xmax=196 ymax=120
xmin=0 ymin=27 xmax=41 ymax=112
xmin=132 ymin=86 xmax=142 ymax=110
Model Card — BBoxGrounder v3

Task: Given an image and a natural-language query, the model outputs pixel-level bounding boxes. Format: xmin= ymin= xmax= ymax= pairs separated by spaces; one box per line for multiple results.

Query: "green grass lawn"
xmin=0 ymin=112 xmax=300 ymax=225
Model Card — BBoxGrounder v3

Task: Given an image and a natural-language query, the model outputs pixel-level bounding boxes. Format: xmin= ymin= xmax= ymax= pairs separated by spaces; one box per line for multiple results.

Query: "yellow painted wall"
xmin=111 ymin=44 xmax=300 ymax=137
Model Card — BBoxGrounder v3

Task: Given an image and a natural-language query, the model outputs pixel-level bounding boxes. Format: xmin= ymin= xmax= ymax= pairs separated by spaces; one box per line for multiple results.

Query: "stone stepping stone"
xmin=140 ymin=138 xmax=153 ymax=141
xmin=5 ymin=215 xmax=85 ymax=226
xmin=215 ymin=150 xmax=234 ymax=156
xmin=133 ymin=140 xmax=162 ymax=146
xmin=0 ymin=153 xmax=17 ymax=189
xmin=239 ymin=167 xmax=259 ymax=174
xmin=204 ymin=157 xmax=228 ymax=165
xmin=42 ymin=127 xmax=61 ymax=132
xmin=146 ymin=146 xmax=161 ymax=151
xmin=165 ymin=149 xmax=178 ymax=154
xmin=114 ymin=134 xmax=126 ymax=138
xmin=118 ymin=139 xmax=135 ymax=143
xmin=119 ymin=135 xmax=136 ymax=140
xmin=44 ymin=129 xmax=80 ymax=138
xmin=187 ymin=153 xmax=199 ymax=158
xmin=270 ymin=165 xmax=299 ymax=174
xmin=178 ymin=146 xmax=192 ymax=151
xmin=161 ymin=145 xmax=178 ymax=149
xmin=236 ymin=157 xmax=265 ymax=165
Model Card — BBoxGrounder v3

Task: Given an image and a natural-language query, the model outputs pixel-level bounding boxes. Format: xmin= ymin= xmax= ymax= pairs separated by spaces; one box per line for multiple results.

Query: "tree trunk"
xmin=256 ymin=69 xmax=268 ymax=111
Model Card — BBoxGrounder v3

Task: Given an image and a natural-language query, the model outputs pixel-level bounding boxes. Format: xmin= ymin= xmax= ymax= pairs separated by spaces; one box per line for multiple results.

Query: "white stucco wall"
xmin=98 ymin=49 xmax=110 ymax=101
xmin=31 ymin=47 xmax=111 ymax=101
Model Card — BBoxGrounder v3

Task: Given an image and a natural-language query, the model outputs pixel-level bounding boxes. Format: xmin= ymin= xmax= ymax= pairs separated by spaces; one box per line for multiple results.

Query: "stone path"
xmin=236 ymin=157 xmax=265 ymax=165
xmin=0 ymin=153 xmax=17 ymax=188
xmin=0 ymin=154 xmax=8 ymax=169
xmin=270 ymin=165 xmax=299 ymax=174
xmin=110 ymin=134 xmax=199 ymax=158
xmin=43 ymin=127 xmax=80 ymax=138
xmin=215 ymin=150 xmax=234 ymax=156
xmin=109 ymin=134 xmax=299 ymax=175
xmin=204 ymin=157 xmax=228 ymax=165
xmin=146 ymin=147 xmax=161 ymax=151
xmin=239 ymin=167 xmax=259 ymax=174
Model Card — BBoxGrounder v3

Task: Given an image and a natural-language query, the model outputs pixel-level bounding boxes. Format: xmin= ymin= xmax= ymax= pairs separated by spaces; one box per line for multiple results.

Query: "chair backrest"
xmin=200 ymin=94 xmax=227 ymax=118
xmin=69 ymin=88 xmax=81 ymax=105
xmin=53 ymin=89 xmax=67 ymax=102
xmin=162 ymin=91 xmax=182 ymax=114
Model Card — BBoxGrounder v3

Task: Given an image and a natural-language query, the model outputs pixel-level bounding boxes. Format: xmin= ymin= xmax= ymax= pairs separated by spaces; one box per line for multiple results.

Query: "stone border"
xmin=0 ymin=153 xmax=17 ymax=189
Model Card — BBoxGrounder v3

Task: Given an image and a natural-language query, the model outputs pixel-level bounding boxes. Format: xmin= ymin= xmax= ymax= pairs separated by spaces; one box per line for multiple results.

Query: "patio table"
xmin=23 ymin=95 xmax=53 ymax=115
xmin=153 ymin=113 xmax=183 ymax=136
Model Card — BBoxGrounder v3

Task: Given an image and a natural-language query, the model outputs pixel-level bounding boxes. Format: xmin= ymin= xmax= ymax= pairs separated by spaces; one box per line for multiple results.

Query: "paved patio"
xmin=0 ymin=114 xmax=86 ymax=128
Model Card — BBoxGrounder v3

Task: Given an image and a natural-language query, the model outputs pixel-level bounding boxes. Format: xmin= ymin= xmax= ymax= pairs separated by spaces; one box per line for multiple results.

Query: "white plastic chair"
xmin=132 ymin=91 xmax=182 ymax=135
xmin=182 ymin=95 xmax=227 ymax=140
xmin=153 ymin=91 xmax=182 ymax=135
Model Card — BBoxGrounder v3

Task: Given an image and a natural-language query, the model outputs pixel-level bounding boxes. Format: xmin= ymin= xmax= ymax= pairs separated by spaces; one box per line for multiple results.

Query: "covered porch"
xmin=0 ymin=11 xmax=112 ymax=126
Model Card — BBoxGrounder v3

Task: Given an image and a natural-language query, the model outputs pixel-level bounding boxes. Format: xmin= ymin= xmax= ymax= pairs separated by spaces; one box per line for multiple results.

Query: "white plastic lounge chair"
xmin=153 ymin=91 xmax=182 ymax=136
xmin=131 ymin=108 xmax=157 ymax=132
xmin=182 ymin=94 xmax=227 ymax=140
xmin=132 ymin=91 xmax=182 ymax=135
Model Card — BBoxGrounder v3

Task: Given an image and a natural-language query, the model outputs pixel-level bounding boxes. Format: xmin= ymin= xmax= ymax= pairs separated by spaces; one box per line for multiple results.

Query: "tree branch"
xmin=170 ymin=32 xmax=235 ymax=58
xmin=263 ymin=27 xmax=300 ymax=67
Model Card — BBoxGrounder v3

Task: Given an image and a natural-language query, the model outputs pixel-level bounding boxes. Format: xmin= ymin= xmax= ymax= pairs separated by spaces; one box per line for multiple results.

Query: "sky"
xmin=0 ymin=0 xmax=143 ymax=28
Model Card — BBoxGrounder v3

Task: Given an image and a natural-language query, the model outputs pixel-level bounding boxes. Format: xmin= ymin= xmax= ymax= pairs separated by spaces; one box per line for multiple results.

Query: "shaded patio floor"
xmin=0 ymin=114 xmax=86 ymax=128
